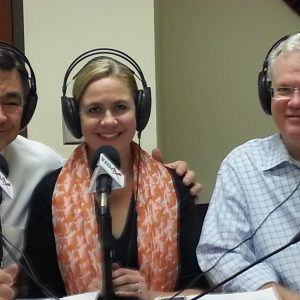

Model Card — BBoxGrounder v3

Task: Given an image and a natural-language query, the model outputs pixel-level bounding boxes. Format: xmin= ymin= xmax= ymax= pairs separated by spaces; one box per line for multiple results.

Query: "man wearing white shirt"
xmin=0 ymin=42 xmax=64 ymax=299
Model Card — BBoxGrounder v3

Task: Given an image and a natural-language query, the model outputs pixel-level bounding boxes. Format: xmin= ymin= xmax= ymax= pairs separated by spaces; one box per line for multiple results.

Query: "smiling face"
xmin=79 ymin=76 xmax=136 ymax=161
xmin=270 ymin=50 xmax=300 ymax=160
xmin=0 ymin=69 xmax=24 ymax=151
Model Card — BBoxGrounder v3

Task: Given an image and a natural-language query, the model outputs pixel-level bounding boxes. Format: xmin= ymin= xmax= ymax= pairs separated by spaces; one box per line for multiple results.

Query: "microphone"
xmin=91 ymin=146 xmax=138 ymax=300
xmin=91 ymin=146 xmax=124 ymax=300
xmin=90 ymin=145 xmax=125 ymax=209
xmin=0 ymin=154 xmax=9 ymax=203
xmin=0 ymin=155 xmax=13 ymax=201
xmin=0 ymin=154 xmax=9 ymax=265
xmin=190 ymin=231 xmax=300 ymax=300
xmin=0 ymin=154 xmax=9 ymax=178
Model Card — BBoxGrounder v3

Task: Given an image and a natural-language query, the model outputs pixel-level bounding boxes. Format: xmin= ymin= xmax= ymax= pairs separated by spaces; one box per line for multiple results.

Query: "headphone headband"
xmin=62 ymin=48 xmax=147 ymax=96
xmin=61 ymin=48 xmax=151 ymax=139
xmin=258 ymin=33 xmax=297 ymax=115
xmin=261 ymin=34 xmax=291 ymax=75
xmin=0 ymin=41 xmax=38 ymax=130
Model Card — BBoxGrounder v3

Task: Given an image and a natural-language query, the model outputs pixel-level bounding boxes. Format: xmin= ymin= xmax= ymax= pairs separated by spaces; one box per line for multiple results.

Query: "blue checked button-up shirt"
xmin=197 ymin=134 xmax=300 ymax=292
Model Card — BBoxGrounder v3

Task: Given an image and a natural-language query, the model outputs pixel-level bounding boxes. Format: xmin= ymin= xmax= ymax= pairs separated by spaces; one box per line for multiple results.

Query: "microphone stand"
xmin=95 ymin=176 xmax=114 ymax=300
xmin=94 ymin=176 xmax=138 ymax=300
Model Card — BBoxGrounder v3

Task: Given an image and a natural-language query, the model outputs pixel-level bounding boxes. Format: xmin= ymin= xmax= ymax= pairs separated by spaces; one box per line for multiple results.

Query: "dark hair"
xmin=0 ymin=48 xmax=30 ymax=98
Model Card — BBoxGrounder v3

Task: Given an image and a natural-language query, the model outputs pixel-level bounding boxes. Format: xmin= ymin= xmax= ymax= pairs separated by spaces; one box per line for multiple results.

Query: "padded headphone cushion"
xmin=61 ymin=96 xmax=82 ymax=139
xmin=0 ymin=42 xmax=38 ymax=130
xmin=258 ymin=71 xmax=272 ymax=115
xmin=20 ymin=89 xmax=38 ymax=130
xmin=135 ymin=87 xmax=151 ymax=133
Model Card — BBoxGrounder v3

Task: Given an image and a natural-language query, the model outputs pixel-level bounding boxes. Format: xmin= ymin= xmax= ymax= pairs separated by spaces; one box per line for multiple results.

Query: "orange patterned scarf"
xmin=52 ymin=142 xmax=179 ymax=295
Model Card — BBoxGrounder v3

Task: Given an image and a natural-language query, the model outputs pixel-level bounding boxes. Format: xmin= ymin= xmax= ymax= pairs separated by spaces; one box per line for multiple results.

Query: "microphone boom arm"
xmin=192 ymin=232 xmax=300 ymax=300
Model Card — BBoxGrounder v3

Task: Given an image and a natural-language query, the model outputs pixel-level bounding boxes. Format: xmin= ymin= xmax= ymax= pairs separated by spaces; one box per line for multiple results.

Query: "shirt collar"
xmin=262 ymin=134 xmax=293 ymax=171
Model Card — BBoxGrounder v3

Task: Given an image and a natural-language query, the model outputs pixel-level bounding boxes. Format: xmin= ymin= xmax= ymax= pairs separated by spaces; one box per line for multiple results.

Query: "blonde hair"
xmin=72 ymin=57 xmax=138 ymax=103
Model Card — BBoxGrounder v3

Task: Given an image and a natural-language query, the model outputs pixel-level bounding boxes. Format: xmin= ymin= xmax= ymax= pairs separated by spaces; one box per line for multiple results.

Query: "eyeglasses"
xmin=270 ymin=87 xmax=300 ymax=101
xmin=0 ymin=98 xmax=24 ymax=113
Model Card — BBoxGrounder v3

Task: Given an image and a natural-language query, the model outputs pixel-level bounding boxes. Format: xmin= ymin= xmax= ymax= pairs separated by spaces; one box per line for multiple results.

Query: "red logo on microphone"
xmin=0 ymin=177 xmax=11 ymax=187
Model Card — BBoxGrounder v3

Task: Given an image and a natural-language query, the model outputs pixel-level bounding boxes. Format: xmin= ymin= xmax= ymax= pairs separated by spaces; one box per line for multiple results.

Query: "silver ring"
xmin=134 ymin=282 xmax=142 ymax=293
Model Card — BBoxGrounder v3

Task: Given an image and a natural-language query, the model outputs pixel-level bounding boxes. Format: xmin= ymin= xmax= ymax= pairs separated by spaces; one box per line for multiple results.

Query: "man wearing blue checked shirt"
xmin=198 ymin=32 xmax=300 ymax=300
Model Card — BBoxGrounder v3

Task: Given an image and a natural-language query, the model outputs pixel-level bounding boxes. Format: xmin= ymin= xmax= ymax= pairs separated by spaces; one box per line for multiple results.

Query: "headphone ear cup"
xmin=61 ymin=96 xmax=82 ymax=139
xmin=20 ymin=88 xmax=38 ymax=130
xmin=135 ymin=87 xmax=151 ymax=134
xmin=258 ymin=70 xmax=272 ymax=115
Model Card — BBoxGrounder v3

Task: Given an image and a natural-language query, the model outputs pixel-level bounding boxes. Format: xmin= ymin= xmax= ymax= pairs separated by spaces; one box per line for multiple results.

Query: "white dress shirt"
xmin=2 ymin=135 xmax=64 ymax=266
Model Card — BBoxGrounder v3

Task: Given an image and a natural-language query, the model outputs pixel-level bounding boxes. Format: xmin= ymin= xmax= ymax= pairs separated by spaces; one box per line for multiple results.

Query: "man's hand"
xmin=261 ymin=282 xmax=300 ymax=300
xmin=151 ymin=148 xmax=203 ymax=196
xmin=0 ymin=264 xmax=19 ymax=300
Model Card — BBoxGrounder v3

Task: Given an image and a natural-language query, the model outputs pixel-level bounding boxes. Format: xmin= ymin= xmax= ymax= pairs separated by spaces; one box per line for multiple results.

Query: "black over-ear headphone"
xmin=0 ymin=41 xmax=37 ymax=130
xmin=257 ymin=34 xmax=292 ymax=115
xmin=61 ymin=48 xmax=151 ymax=139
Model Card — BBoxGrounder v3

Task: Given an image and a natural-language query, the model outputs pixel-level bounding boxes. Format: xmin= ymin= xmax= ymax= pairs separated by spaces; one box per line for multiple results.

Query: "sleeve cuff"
xmin=222 ymin=263 xmax=279 ymax=292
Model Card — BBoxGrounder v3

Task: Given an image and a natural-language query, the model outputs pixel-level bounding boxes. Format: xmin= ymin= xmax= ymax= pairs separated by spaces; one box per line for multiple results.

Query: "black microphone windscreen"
xmin=91 ymin=145 xmax=121 ymax=171
xmin=0 ymin=154 xmax=9 ymax=177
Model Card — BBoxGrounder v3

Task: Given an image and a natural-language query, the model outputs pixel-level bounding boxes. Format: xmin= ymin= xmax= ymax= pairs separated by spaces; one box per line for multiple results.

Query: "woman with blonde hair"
xmin=23 ymin=51 xmax=207 ymax=299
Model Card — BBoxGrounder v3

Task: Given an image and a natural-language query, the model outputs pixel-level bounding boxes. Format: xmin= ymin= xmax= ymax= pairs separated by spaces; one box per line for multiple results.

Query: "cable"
xmin=169 ymin=180 xmax=300 ymax=299
xmin=0 ymin=234 xmax=59 ymax=299
xmin=190 ymin=230 xmax=300 ymax=300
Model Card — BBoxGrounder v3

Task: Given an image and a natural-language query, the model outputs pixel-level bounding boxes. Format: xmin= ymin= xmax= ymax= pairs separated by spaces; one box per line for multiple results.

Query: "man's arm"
xmin=197 ymin=159 xmax=278 ymax=292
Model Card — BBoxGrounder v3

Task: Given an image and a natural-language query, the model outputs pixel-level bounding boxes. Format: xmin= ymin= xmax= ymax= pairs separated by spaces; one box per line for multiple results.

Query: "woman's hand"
xmin=261 ymin=282 xmax=300 ymax=300
xmin=112 ymin=263 xmax=150 ymax=300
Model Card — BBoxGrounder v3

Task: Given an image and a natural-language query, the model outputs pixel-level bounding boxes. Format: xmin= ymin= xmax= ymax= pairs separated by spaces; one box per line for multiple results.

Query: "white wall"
xmin=23 ymin=0 xmax=156 ymax=158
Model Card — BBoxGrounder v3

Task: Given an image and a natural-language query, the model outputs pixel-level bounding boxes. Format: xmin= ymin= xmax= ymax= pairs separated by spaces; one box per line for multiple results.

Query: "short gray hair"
xmin=267 ymin=32 xmax=300 ymax=80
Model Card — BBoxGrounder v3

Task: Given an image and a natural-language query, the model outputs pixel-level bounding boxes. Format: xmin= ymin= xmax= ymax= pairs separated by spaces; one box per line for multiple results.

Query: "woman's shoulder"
xmin=166 ymin=167 xmax=195 ymax=206
xmin=38 ymin=167 xmax=62 ymax=188
xmin=31 ymin=167 xmax=63 ymax=206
